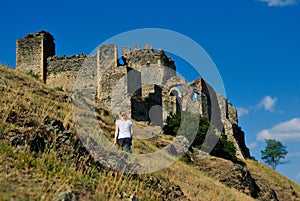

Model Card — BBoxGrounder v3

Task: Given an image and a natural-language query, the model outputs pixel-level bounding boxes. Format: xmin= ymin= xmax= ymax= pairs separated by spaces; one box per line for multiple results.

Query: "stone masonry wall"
xmin=216 ymin=93 xmax=228 ymax=123
xmin=42 ymin=33 xmax=56 ymax=81
xmin=16 ymin=31 xmax=55 ymax=82
xmin=46 ymin=54 xmax=86 ymax=91
xmin=97 ymin=44 xmax=118 ymax=100
xmin=188 ymin=78 xmax=223 ymax=132
xmin=16 ymin=37 xmax=42 ymax=75
xmin=122 ymin=45 xmax=176 ymax=71
xmin=228 ymin=103 xmax=238 ymax=124
xmin=102 ymin=66 xmax=129 ymax=116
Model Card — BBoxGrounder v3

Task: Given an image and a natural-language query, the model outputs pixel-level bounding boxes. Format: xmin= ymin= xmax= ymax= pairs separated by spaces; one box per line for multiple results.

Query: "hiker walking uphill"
xmin=114 ymin=111 xmax=133 ymax=153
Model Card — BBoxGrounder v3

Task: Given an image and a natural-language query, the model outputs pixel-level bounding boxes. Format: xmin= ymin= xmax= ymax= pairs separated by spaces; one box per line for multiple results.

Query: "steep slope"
xmin=0 ymin=65 xmax=299 ymax=201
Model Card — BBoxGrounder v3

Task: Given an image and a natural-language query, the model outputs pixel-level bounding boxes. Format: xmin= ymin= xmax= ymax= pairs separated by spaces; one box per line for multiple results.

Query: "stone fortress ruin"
xmin=16 ymin=30 xmax=250 ymax=159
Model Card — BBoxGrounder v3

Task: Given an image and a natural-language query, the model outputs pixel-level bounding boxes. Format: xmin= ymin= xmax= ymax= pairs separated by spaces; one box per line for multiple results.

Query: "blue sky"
xmin=1 ymin=0 xmax=300 ymax=183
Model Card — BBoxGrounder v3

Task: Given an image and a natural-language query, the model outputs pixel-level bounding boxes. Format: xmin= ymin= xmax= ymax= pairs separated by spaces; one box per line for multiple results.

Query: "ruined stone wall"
xmin=183 ymin=78 xmax=251 ymax=159
xmin=162 ymin=88 xmax=178 ymax=121
xmin=233 ymin=124 xmax=250 ymax=158
xmin=16 ymin=37 xmax=42 ymax=74
xmin=163 ymin=76 xmax=186 ymax=123
xmin=42 ymin=33 xmax=55 ymax=81
xmin=16 ymin=31 xmax=55 ymax=82
xmin=215 ymin=89 xmax=249 ymax=159
xmin=131 ymin=85 xmax=163 ymax=125
xmin=46 ymin=54 xmax=86 ymax=91
xmin=228 ymin=103 xmax=238 ymax=124
xmin=216 ymin=93 xmax=228 ymax=123
xmin=97 ymin=44 xmax=118 ymax=100
xmin=225 ymin=103 xmax=250 ymax=158
xmin=186 ymin=78 xmax=208 ymax=118
xmin=100 ymin=66 xmax=129 ymax=116
xmin=187 ymin=78 xmax=223 ymax=131
xmin=119 ymin=46 xmax=177 ymax=122
xmin=122 ymin=45 xmax=175 ymax=71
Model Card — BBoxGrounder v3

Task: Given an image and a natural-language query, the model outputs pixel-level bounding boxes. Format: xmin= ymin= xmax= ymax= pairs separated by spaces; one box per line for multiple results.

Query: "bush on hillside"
xmin=164 ymin=112 xmax=236 ymax=161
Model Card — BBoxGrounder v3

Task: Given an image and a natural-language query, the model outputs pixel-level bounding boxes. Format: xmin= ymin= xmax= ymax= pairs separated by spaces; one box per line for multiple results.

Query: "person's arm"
xmin=130 ymin=125 xmax=133 ymax=138
xmin=114 ymin=123 xmax=118 ymax=145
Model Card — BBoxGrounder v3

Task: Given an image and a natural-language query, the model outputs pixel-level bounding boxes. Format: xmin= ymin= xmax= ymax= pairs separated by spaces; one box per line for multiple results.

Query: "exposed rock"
xmin=219 ymin=163 xmax=260 ymax=198
xmin=7 ymin=129 xmax=26 ymax=147
xmin=27 ymin=132 xmax=45 ymax=153
xmin=56 ymin=189 xmax=77 ymax=201
xmin=166 ymin=135 xmax=190 ymax=157
xmin=6 ymin=110 xmax=18 ymax=124
xmin=268 ymin=189 xmax=279 ymax=201
xmin=192 ymin=154 xmax=261 ymax=199
xmin=142 ymin=175 xmax=187 ymax=200
xmin=130 ymin=195 xmax=139 ymax=201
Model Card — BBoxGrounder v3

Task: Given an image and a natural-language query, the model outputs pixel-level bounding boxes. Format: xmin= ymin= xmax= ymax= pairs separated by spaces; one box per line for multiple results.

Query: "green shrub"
xmin=164 ymin=112 xmax=210 ymax=148
xmin=179 ymin=153 xmax=192 ymax=163
xmin=164 ymin=112 xmax=236 ymax=161
xmin=54 ymin=86 xmax=64 ymax=91
xmin=210 ymin=134 xmax=236 ymax=161
xmin=26 ymin=70 xmax=40 ymax=80
xmin=0 ymin=123 xmax=8 ymax=139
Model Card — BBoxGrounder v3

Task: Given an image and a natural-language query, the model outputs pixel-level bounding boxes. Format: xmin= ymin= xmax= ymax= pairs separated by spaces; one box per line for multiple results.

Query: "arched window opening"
xmin=192 ymin=91 xmax=199 ymax=101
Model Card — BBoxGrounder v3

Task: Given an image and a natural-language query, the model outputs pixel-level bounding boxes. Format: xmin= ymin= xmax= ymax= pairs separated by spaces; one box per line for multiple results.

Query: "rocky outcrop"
xmin=56 ymin=189 xmax=77 ymax=201
xmin=189 ymin=153 xmax=285 ymax=201
xmin=191 ymin=153 xmax=262 ymax=199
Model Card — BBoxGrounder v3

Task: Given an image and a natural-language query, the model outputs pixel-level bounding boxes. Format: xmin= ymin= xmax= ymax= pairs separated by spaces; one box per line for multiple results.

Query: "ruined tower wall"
xmin=16 ymin=31 xmax=55 ymax=82
xmin=101 ymin=66 xmax=130 ymax=116
xmin=96 ymin=44 xmax=132 ymax=116
xmin=97 ymin=44 xmax=118 ymax=100
xmin=46 ymin=55 xmax=86 ymax=91
xmin=228 ymin=103 xmax=238 ymax=124
xmin=162 ymin=88 xmax=178 ymax=121
xmin=216 ymin=93 xmax=228 ymax=123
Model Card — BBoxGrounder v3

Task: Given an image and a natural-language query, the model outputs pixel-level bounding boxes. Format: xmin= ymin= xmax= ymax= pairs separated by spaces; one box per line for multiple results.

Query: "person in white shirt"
xmin=114 ymin=110 xmax=133 ymax=153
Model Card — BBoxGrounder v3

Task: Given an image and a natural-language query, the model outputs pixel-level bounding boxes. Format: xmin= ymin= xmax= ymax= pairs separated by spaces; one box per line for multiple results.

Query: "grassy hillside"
xmin=0 ymin=65 xmax=299 ymax=201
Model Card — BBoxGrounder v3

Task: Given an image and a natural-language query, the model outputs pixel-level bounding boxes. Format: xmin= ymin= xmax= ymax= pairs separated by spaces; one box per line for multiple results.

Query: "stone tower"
xmin=16 ymin=31 xmax=55 ymax=82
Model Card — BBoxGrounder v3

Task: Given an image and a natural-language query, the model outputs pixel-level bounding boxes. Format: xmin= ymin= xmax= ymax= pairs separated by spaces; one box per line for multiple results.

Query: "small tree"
xmin=261 ymin=139 xmax=288 ymax=170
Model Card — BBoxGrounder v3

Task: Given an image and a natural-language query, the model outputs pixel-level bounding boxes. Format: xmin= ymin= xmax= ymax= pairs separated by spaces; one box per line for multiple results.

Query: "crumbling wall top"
xmin=121 ymin=45 xmax=175 ymax=70
xmin=24 ymin=30 xmax=54 ymax=41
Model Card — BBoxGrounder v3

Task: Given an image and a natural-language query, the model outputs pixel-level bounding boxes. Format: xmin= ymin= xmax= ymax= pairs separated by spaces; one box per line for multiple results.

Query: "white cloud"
xmin=237 ymin=107 xmax=249 ymax=117
xmin=257 ymin=118 xmax=300 ymax=141
xmin=248 ymin=142 xmax=257 ymax=149
xmin=258 ymin=96 xmax=277 ymax=112
xmin=296 ymin=173 xmax=300 ymax=180
xmin=258 ymin=0 xmax=298 ymax=7
xmin=287 ymin=152 xmax=300 ymax=157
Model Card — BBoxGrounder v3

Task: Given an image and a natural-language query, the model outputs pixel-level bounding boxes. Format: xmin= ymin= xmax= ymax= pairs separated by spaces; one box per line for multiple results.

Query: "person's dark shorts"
xmin=117 ymin=137 xmax=132 ymax=147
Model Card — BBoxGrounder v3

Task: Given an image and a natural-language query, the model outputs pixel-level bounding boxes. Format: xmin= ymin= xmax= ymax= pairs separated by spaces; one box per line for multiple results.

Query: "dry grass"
xmin=0 ymin=141 xmax=167 ymax=201
xmin=246 ymin=159 xmax=300 ymax=201
xmin=160 ymin=160 xmax=255 ymax=201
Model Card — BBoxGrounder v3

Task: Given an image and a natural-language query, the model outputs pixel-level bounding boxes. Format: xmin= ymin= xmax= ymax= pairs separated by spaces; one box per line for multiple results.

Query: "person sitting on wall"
xmin=114 ymin=110 xmax=133 ymax=153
